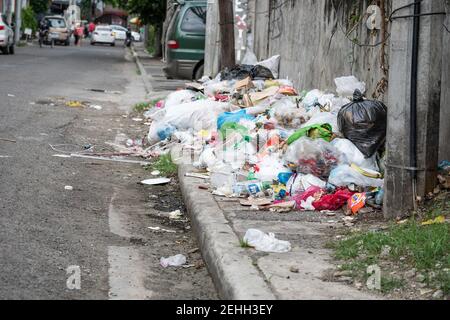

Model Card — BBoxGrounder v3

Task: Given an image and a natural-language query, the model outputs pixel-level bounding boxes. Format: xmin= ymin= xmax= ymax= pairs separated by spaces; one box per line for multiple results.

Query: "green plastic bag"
xmin=286 ymin=123 xmax=333 ymax=145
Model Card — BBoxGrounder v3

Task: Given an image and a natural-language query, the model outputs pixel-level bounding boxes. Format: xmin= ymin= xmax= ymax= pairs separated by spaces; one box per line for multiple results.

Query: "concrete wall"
xmin=439 ymin=0 xmax=450 ymax=162
xmin=204 ymin=0 xmax=449 ymax=162
xmin=206 ymin=0 xmax=391 ymax=99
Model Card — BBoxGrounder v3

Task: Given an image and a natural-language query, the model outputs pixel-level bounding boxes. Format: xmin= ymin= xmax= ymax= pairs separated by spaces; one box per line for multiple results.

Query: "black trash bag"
xmin=337 ymin=89 xmax=387 ymax=158
xmin=220 ymin=64 xmax=274 ymax=81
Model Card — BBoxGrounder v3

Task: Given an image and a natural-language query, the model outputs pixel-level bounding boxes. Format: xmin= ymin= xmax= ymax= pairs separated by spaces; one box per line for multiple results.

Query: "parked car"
xmin=163 ymin=0 xmax=207 ymax=80
xmin=131 ymin=31 xmax=141 ymax=42
xmin=0 ymin=14 xmax=14 ymax=54
xmin=43 ymin=16 xmax=70 ymax=46
xmin=91 ymin=26 xmax=115 ymax=46
xmin=111 ymin=25 xmax=127 ymax=41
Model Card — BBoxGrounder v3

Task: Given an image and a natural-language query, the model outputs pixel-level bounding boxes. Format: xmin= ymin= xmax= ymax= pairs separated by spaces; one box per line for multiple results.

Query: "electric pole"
xmin=218 ymin=0 xmax=235 ymax=69
xmin=14 ymin=0 xmax=21 ymax=44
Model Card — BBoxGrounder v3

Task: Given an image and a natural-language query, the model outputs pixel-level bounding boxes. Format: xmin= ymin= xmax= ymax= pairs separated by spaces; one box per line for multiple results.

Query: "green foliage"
xmin=104 ymin=0 xmax=166 ymax=25
xmin=22 ymin=7 xmax=38 ymax=34
xmin=30 ymin=0 xmax=50 ymax=15
xmin=147 ymin=154 xmax=178 ymax=176
xmin=332 ymin=220 xmax=450 ymax=294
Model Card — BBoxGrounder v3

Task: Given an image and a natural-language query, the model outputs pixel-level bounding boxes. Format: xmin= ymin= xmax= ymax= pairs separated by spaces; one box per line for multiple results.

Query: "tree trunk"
xmin=218 ymin=0 xmax=236 ymax=69
xmin=154 ymin=23 xmax=163 ymax=58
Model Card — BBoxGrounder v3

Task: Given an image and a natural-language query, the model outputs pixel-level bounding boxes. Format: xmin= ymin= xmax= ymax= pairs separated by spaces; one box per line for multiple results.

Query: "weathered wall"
xmin=251 ymin=0 xmax=390 ymax=98
xmin=439 ymin=0 xmax=450 ymax=162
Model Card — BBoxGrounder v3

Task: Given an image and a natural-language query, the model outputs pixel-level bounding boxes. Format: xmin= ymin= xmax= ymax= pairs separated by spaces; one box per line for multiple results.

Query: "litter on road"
xmin=160 ymin=254 xmax=187 ymax=268
xmin=140 ymin=177 xmax=171 ymax=185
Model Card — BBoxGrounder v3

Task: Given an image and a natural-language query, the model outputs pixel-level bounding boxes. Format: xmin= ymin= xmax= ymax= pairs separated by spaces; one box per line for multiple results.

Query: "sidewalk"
xmin=131 ymin=42 xmax=186 ymax=97
xmin=132 ymin=44 xmax=380 ymax=300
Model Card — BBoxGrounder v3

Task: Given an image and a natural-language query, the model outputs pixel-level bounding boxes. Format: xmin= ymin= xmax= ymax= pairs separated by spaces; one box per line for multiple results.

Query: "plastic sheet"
xmin=328 ymin=165 xmax=384 ymax=188
xmin=334 ymin=76 xmax=366 ymax=97
xmin=337 ymin=90 xmax=387 ymax=157
xmin=331 ymin=138 xmax=379 ymax=171
xmin=286 ymin=173 xmax=326 ymax=196
xmin=243 ymin=229 xmax=291 ymax=253
xmin=257 ymin=55 xmax=281 ymax=79
xmin=217 ymin=110 xmax=255 ymax=130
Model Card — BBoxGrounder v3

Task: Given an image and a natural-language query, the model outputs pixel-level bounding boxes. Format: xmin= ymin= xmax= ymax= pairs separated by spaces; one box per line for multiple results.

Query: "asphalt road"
xmin=0 ymin=41 xmax=217 ymax=299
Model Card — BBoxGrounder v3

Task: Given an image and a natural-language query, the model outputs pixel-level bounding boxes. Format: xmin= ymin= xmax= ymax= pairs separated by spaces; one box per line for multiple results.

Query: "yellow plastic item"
xmin=351 ymin=163 xmax=382 ymax=178
xmin=421 ymin=215 xmax=446 ymax=226
xmin=66 ymin=101 xmax=84 ymax=108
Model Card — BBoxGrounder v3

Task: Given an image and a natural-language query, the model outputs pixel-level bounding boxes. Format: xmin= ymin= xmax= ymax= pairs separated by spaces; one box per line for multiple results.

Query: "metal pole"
xmin=14 ymin=0 xmax=21 ymax=43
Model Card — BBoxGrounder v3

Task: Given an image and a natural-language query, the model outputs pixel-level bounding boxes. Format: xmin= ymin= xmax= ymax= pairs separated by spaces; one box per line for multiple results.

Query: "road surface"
xmin=0 ymin=41 xmax=217 ymax=299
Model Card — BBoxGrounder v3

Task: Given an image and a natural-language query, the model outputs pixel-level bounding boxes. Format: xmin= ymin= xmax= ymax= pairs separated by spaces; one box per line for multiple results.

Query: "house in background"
xmin=95 ymin=4 xmax=127 ymax=27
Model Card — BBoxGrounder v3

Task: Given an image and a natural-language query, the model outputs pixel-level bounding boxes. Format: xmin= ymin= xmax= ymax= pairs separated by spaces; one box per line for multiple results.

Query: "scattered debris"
xmin=160 ymin=254 xmax=187 ymax=268
xmin=148 ymin=227 xmax=177 ymax=233
xmin=168 ymin=210 xmax=183 ymax=220
xmin=89 ymin=104 xmax=103 ymax=110
xmin=243 ymin=229 xmax=291 ymax=253
xmin=140 ymin=177 xmax=171 ymax=185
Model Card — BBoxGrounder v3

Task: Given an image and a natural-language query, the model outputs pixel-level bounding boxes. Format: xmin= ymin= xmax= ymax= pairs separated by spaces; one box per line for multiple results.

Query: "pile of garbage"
xmin=142 ymin=55 xmax=387 ymax=215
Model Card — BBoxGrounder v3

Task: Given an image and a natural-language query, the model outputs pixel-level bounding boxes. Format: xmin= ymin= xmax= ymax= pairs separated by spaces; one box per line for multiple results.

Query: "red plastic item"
xmin=291 ymin=186 xmax=324 ymax=209
xmin=312 ymin=189 xmax=355 ymax=211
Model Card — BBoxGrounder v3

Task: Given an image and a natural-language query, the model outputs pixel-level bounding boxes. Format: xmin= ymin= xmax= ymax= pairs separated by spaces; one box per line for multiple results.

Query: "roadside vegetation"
xmin=147 ymin=153 xmax=177 ymax=177
xmin=329 ymin=192 xmax=450 ymax=298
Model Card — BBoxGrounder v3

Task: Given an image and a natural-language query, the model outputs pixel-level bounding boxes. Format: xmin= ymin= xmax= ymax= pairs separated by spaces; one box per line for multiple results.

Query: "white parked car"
xmin=0 ymin=14 xmax=14 ymax=54
xmin=91 ymin=26 xmax=115 ymax=46
xmin=110 ymin=25 xmax=127 ymax=40
xmin=131 ymin=31 xmax=141 ymax=42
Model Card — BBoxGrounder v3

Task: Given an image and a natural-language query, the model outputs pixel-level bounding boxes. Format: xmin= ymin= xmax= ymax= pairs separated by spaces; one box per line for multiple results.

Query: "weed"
xmin=239 ymin=238 xmax=252 ymax=248
xmin=147 ymin=153 xmax=177 ymax=176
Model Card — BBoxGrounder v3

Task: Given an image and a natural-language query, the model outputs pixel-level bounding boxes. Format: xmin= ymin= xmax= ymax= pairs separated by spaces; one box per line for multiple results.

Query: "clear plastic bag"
xmin=328 ymin=165 xmax=384 ymax=188
xmin=334 ymin=76 xmax=366 ymax=97
xmin=243 ymin=229 xmax=291 ymax=253
xmin=331 ymin=138 xmax=379 ymax=171
xmin=284 ymin=137 xmax=343 ymax=178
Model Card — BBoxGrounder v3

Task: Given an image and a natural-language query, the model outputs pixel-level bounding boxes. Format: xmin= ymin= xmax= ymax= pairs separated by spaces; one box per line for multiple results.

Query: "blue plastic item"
xmin=277 ymin=172 xmax=293 ymax=185
xmin=217 ymin=109 xmax=254 ymax=130
xmin=157 ymin=125 xmax=176 ymax=141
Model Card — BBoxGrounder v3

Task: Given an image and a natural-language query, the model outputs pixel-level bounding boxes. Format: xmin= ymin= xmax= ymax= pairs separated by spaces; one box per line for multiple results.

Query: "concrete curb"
xmin=178 ymin=164 xmax=276 ymax=300
xmin=130 ymin=45 xmax=153 ymax=95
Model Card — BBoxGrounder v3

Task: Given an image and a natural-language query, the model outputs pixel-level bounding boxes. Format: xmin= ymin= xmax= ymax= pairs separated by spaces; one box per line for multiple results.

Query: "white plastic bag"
xmin=255 ymin=154 xmax=289 ymax=181
xmin=331 ymin=138 xmax=379 ymax=171
xmin=160 ymin=254 xmax=187 ymax=268
xmin=243 ymin=229 xmax=291 ymax=253
xmin=257 ymin=55 xmax=281 ymax=79
xmin=165 ymin=90 xmax=200 ymax=108
xmin=241 ymin=49 xmax=258 ymax=65
xmin=328 ymin=165 xmax=384 ymax=187
xmin=302 ymin=112 xmax=339 ymax=133
xmin=334 ymin=76 xmax=366 ymax=97
xmin=286 ymin=173 xmax=326 ymax=195
xmin=271 ymin=97 xmax=305 ymax=128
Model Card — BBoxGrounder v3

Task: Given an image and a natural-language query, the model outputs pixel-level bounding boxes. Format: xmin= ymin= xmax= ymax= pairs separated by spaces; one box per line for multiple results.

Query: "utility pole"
xmin=14 ymin=0 xmax=21 ymax=44
xmin=218 ymin=0 xmax=235 ymax=69
xmin=384 ymin=0 xmax=445 ymax=218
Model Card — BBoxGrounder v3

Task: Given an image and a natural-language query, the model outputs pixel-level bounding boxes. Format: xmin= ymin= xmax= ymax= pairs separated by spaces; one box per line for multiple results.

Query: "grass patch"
xmin=381 ymin=276 xmax=406 ymax=293
xmin=331 ymin=219 xmax=450 ymax=294
xmin=147 ymin=153 xmax=177 ymax=177
xmin=133 ymin=102 xmax=152 ymax=113
xmin=239 ymin=238 xmax=252 ymax=248
xmin=133 ymin=98 xmax=160 ymax=113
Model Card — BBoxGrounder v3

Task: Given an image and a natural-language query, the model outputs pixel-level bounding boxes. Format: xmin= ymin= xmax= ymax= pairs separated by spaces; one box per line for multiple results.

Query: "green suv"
xmin=163 ymin=0 xmax=206 ymax=80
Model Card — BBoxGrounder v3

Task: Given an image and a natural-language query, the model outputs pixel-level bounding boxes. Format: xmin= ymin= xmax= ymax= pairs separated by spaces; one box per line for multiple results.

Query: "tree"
xmin=105 ymin=0 xmax=167 ymax=57
xmin=30 ymin=0 xmax=50 ymax=15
